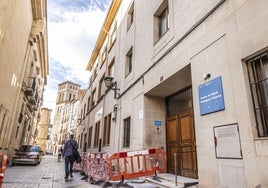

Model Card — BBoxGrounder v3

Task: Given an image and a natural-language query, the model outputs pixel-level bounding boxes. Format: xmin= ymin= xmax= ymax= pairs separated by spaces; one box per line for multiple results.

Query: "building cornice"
xmin=31 ymin=0 xmax=49 ymax=82
xmin=58 ymin=81 xmax=81 ymax=87
xmin=86 ymin=0 xmax=122 ymax=71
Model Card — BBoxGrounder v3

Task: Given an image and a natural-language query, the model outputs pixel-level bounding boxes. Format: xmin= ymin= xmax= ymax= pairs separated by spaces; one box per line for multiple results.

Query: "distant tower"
xmin=51 ymin=81 xmax=81 ymax=154
xmin=56 ymin=81 xmax=81 ymax=105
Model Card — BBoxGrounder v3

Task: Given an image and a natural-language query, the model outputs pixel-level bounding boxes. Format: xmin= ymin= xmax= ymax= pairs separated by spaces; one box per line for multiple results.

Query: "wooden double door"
xmin=166 ymin=109 xmax=198 ymax=178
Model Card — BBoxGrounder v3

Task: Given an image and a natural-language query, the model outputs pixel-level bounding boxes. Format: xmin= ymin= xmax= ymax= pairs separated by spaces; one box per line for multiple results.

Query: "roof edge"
xmin=86 ymin=0 xmax=122 ymax=71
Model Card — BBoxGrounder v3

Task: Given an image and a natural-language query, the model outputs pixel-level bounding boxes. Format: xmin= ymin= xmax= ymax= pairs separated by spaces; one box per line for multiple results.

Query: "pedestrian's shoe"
xmin=70 ymin=173 xmax=73 ymax=178
xmin=64 ymin=176 xmax=68 ymax=181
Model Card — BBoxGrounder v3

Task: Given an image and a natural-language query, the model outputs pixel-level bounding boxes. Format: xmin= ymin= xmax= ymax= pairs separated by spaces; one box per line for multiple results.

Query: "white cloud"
xmin=48 ymin=9 xmax=107 ymax=82
xmin=42 ymin=1 xmax=109 ymax=120
xmin=43 ymin=83 xmax=58 ymax=111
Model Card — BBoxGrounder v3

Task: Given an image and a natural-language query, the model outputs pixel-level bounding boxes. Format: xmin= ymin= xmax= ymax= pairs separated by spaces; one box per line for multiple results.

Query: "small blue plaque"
xmin=154 ymin=120 xmax=162 ymax=126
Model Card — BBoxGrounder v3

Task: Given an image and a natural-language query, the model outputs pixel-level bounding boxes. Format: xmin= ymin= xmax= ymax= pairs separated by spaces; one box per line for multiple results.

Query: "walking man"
xmin=62 ymin=132 xmax=78 ymax=181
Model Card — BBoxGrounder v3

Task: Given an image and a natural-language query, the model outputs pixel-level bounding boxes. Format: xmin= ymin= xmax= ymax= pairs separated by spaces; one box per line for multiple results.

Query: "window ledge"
xmin=254 ymin=137 xmax=268 ymax=141
xmin=254 ymin=138 xmax=268 ymax=156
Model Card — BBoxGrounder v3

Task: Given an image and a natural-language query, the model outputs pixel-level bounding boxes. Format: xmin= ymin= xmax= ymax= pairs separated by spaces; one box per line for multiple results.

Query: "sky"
xmin=43 ymin=0 xmax=111 ymax=117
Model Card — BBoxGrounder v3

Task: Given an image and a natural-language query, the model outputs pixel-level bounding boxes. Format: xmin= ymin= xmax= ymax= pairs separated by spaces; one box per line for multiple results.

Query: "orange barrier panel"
xmin=88 ymin=152 xmax=110 ymax=183
xmin=108 ymin=148 xmax=166 ymax=181
xmin=0 ymin=153 xmax=8 ymax=188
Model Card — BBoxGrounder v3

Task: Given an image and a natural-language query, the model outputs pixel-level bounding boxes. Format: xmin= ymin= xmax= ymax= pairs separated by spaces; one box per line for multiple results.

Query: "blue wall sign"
xmin=154 ymin=120 xmax=162 ymax=127
xmin=198 ymin=76 xmax=225 ymax=115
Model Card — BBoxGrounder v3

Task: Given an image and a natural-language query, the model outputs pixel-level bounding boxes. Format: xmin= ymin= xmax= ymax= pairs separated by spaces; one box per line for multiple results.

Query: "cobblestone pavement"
xmin=3 ymin=155 xmax=97 ymax=188
xmin=2 ymin=155 xmax=167 ymax=188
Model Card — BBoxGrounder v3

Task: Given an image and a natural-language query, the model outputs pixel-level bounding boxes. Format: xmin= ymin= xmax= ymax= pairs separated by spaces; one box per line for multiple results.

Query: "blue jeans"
xmin=64 ymin=155 xmax=74 ymax=178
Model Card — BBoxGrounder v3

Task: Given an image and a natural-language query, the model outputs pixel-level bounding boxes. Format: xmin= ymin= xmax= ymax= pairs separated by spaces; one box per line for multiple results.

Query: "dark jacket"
xmin=63 ymin=138 xmax=78 ymax=157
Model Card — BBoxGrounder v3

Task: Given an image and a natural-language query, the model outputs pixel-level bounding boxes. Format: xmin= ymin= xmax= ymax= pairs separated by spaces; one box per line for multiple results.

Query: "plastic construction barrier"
xmin=0 ymin=153 xmax=8 ymax=188
xmin=88 ymin=152 xmax=110 ymax=184
xmin=81 ymin=152 xmax=89 ymax=177
xmin=73 ymin=154 xmax=83 ymax=172
xmin=78 ymin=148 xmax=166 ymax=186
xmin=108 ymin=148 xmax=166 ymax=181
xmin=73 ymin=152 xmax=90 ymax=175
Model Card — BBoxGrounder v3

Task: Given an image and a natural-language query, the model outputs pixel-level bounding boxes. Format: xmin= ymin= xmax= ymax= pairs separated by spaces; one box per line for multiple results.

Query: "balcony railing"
xmin=31 ymin=105 xmax=38 ymax=111
xmin=24 ymin=77 xmax=36 ymax=96
xmin=26 ymin=103 xmax=33 ymax=112
xmin=29 ymin=91 xmax=38 ymax=105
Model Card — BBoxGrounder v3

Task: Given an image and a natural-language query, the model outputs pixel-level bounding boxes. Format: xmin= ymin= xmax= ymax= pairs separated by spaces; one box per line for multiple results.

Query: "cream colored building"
xmin=51 ymin=81 xmax=81 ymax=154
xmin=0 ymin=0 xmax=48 ymax=161
xmin=36 ymin=108 xmax=52 ymax=153
xmin=77 ymin=0 xmax=268 ymax=187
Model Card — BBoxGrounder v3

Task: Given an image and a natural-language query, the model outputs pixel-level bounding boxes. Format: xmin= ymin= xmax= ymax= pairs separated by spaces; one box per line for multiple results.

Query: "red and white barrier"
xmin=88 ymin=152 xmax=110 ymax=183
xmin=73 ymin=148 xmax=166 ymax=185
xmin=0 ymin=153 xmax=8 ymax=188
xmin=108 ymin=148 xmax=166 ymax=181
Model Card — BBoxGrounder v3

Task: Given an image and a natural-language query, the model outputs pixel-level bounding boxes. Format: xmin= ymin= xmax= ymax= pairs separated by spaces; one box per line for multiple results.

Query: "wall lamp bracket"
xmin=77 ymin=118 xmax=84 ymax=125
xmin=104 ymin=76 xmax=120 ymax=99
xmin=203 ymin=73 xmax=211 ymax=80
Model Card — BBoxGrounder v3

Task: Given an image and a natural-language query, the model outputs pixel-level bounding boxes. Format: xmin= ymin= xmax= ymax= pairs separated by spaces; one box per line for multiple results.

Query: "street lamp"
xmin=104 ymin=76 xmax=120 ymax=99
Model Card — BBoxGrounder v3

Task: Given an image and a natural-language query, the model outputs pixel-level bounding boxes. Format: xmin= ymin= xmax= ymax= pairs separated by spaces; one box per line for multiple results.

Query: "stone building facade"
xmin=77 ymin=0 xmax=268 ymax=187
xmin=36 ymin=108 xmax=52 ymax=153
xmin=0 ymin=0 xmax=48 ymax=161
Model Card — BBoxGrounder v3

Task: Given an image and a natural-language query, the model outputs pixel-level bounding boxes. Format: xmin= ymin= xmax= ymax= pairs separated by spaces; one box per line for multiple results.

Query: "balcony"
xmin=29 ymin=91 xmax=38 ymax=105
xmin=26 ymin=103 xmax=34 ymax=112
xmin=24 ymin=77 xmax=36 ymax=96
xmin=18 ymin=113 xmax=23 ymax=123
xmin=31 ymin=105 xmax=38 ymax=111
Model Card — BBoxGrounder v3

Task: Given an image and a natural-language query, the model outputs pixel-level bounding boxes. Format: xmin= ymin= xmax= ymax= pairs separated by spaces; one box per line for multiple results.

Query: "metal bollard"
xmin=174 ymin=153 xmax=177 ymax=186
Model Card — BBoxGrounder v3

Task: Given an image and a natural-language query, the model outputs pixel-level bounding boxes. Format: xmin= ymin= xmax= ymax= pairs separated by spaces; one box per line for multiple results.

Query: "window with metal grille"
xmin=98 ymin=75 xmax=105 ymax=99
xmin=108 ymin=58 xmax=115 ymax=77
xmin=125 ymin=47 xmax=133 ymax=77
xmin=87 ymin=127 xmax=92 ymax=149
xmin=80 ymin=133 xmax=83 ymax=149
xmin=15 ymin=126 xmax=19 ymax=139
xmin=166 ymin=87 xmax=193 ymax=116
xmin=153 ymin=0 xmax=169 ymax=43
xmin=91 ymin=89 xmax=96 ymax=107
xmin=159 ymin=6 xmax=169 ymax=37
xmin=94 ymin=122 xmax=100 ymax=147
xmin=123 ymin=117 xmax=131 ymax=148
xmin=127 ymin=3 xmax=134 ymax=30
xmin=246 ymin=51 xmax=268 ymax=137
xmin=87 ymin=96 xmax=90 ymax=112
xmin=109 ymin=21 xmax=117 ymax=48
xmin=100 ymin=47 xmax=107 ymax=68
xmin=102 ymin=114 xmax=111 ymax=146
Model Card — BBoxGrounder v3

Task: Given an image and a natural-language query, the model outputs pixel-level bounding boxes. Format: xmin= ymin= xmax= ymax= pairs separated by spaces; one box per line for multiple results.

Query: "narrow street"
xmin=2 ymin=0 xmax=267 ymax=187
